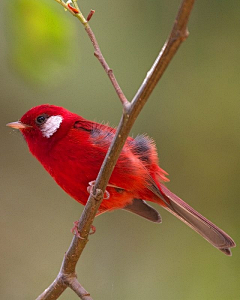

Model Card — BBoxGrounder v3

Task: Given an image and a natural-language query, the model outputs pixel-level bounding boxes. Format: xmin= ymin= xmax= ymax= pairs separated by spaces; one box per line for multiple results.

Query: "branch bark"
xmin=36 ymin=0 xmax=195 ymax=299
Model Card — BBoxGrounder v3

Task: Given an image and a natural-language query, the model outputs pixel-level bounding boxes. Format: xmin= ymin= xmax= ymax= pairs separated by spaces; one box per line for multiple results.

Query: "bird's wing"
xmin=123 ymin=199 xmax=161 ymax=223
xmin=74 ymin=119 xmax=117 ymax=148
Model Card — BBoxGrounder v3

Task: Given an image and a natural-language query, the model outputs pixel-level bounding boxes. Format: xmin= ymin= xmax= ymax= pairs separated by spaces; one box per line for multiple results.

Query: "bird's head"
xmin=7 ymin=104 xmax=80 ymax=154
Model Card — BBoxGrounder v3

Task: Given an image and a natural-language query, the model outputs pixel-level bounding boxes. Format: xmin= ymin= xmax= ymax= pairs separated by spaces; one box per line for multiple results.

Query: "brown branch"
xmin=68 ymin=277 xmax=93 ymax=300
xmin=36 ymin=275 xmax=93 ymax=300
xmin=91 ymin=0 xmax=195 ymax=197
xmin=36 ymin=189 xmax=103 ymax=300
xmin=54 ymin=0 xmax=129 ymax=107
xmin=37 ymin=0 xmax=195 ymax=299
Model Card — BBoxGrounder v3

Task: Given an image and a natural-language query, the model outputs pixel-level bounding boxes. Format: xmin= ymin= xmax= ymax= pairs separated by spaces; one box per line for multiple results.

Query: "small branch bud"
xmin=87 ymin=10 xmax=95 ymax=22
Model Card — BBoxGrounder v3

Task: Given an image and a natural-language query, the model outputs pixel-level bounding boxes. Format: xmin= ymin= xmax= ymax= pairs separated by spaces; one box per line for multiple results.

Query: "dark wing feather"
xmin=74 ymin=119 xmax=116 ymax=147
xmin=123 ymin=199 xmax=161 ymax=223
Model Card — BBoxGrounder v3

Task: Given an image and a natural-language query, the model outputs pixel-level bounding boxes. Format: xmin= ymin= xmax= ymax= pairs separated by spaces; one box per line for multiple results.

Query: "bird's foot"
xmin=90 ymin=225 xmax=96 ymax=235
xmin=71 ymin=221 xmax=84 ymax=239
xmin=71 ymin=221 xmax=96 ymax=238
xmin=87 ymin=180 xmax=110 ymax=199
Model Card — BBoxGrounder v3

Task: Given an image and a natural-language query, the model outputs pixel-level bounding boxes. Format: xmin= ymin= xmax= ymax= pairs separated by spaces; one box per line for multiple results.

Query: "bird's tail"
xmin=159 ymin=184 xmax=236 ymax=255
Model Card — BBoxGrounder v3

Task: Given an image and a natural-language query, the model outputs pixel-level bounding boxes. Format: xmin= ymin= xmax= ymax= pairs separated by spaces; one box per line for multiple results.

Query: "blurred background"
xmin=1 ymin=0 xmax=239 ymax=299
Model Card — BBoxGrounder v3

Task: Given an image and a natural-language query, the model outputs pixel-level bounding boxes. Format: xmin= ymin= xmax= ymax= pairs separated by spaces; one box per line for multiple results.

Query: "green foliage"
xmin=8 ymin=0 xmax=74 ymax=84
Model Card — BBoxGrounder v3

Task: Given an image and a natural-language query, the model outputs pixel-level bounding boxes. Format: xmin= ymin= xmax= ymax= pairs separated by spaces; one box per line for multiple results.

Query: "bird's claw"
xmin=90 ymin=225 xmax=96 ymax=235
xmin=71 ymin=221 xmax=96 ymax=238
xmin=71 ymin=221 xmax=84 ymax=239
xmin=87 ymin=180 xmax=110 ymax=199
xmin=103 ymin=190 xmax=110 ymax=199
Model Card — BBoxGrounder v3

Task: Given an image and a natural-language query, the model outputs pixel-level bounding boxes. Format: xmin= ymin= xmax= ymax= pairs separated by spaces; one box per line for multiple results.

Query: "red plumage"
xmin=7 ymin=104 xmax=236 ymax=255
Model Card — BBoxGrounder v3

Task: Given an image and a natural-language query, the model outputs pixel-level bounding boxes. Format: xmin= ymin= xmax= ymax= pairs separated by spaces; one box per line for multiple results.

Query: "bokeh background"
xmin=1 ymin=0 xmax=239 ymax=299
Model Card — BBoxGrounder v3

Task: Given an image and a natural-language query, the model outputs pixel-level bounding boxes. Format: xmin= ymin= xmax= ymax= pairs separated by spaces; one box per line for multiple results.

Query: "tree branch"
xmin=68 ymin=277 xmax=92 ymax=300
xmin=36 ymin=0 xmax=195 ymax=299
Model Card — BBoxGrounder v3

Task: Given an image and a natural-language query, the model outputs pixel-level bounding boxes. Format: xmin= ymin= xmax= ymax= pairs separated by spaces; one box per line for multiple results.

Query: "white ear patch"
xmin=41 ymin=115 xmax=63 ymax=138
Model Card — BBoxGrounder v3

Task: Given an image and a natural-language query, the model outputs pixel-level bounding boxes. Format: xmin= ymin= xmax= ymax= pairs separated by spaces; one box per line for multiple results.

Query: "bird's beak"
xmin=6 ymin=121 xmax=31 ymax=130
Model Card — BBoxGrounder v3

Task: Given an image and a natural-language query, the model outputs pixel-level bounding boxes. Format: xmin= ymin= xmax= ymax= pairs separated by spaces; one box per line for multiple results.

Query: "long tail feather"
xmin=159 ymin=184 xmax=236 ymax=255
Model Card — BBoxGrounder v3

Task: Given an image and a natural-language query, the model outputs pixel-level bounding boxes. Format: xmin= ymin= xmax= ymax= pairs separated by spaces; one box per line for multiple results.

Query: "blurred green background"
xmin=1 ymin=0 xmax=239 ymax=299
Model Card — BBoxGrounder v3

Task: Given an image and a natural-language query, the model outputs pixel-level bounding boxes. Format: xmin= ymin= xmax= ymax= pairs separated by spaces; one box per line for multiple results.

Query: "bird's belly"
xmin=41 ymin=142 xmax=152 ymax=213
xmin=45 ymin=158 xmax=135 ymax=212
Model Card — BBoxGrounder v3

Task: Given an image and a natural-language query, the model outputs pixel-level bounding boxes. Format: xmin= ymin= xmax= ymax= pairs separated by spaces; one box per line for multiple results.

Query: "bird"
xmin=7 ymin=104 xmax=235 ymax=255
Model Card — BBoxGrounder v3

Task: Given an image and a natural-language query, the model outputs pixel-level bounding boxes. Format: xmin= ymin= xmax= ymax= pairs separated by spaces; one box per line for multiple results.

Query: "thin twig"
xmin=68 ymin=277 xmax=93 ymax=300
xmin=54 ymin=0 xmax=77 ymax=16
xmin=84 ymin=24 xmax=130 ymax=108
xmin=72 ymin=0 xmax=80 ymax=12
xmin=36 ymin=275 xmax=67 ymax=300
xmin=37 ymin=0 xmax=195 ymax=299
xmin=54 ymin=0 xmax=129 ymax=108
xmin=36 ymin=273 xmax=93 ymax=300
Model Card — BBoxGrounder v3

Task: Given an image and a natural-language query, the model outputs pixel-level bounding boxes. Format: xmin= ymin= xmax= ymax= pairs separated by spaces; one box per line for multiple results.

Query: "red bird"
xmin=7 ymin=104 xmax=235 ymax=255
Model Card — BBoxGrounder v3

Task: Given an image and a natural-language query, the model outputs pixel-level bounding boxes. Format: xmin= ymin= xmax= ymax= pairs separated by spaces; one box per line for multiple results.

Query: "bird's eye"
xmin=35 ymin=114 xmax=48 ymax=125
